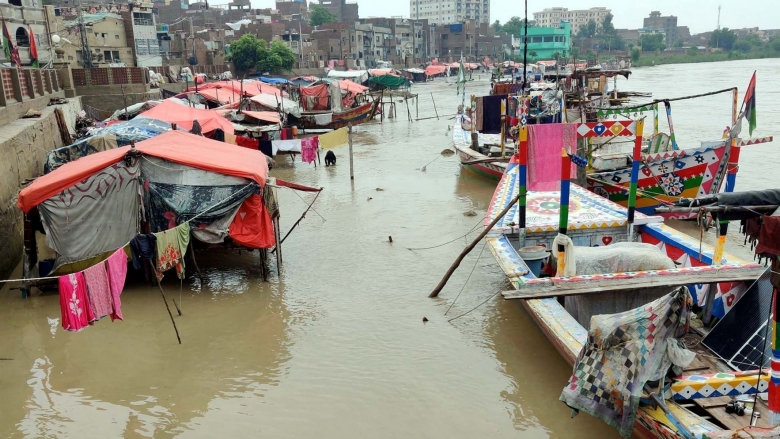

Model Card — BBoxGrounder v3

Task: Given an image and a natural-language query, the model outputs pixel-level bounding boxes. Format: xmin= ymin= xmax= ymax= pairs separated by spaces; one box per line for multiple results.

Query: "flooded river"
xmin=1 ymin=58 xmax=778 ymax=438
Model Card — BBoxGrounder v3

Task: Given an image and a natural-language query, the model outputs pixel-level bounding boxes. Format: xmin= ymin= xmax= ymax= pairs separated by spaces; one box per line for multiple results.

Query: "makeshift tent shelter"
xmin=259 ymin=77 xmax=290 ymax=85
xmin=404 ymin=68 xmax=426 ymax=82
xmin=197 ymin=87 xmax=242 ymax=105
xmin=137 ymin=99 xmax=234 ymax=134
xmin=368 ymin=75 xmax=411 ymax=90
xmin=337 ymin=80 xmax=368 ymax=94
xmin=424 ymin=65 xmax=447 ymax=77
xmin=326 ymin=69 xmax=369 ymax=84
xmin=300 ymin=83 xmax=330 ymax=110
xmin=44 ymin=132 xmax=118 ymax=174
xmin=368 ymin=68 xmax=398 ymax=77
xmin=250 ymin=93 xmax=301 ymax=117
xmin=18 ymin=131 xmax=274 ymax=274
xmin=237 ymin=110 xmax=281 ymax=124
xmin=290 ymin=76 xmax=317 ymax=87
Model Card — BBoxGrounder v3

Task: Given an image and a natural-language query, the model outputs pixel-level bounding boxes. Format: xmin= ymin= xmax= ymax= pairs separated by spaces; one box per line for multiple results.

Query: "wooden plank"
xmin=502 ymin=267 xmax=765 ymax=300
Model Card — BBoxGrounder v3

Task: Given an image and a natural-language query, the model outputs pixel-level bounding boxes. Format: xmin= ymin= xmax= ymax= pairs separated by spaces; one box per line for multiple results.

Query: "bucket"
xmin=519 ymin=246 xmax=549 ymax=277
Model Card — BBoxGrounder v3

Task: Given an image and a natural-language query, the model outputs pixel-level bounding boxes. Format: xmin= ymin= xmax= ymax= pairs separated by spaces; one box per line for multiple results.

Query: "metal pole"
xmin=557 ymin=148 xmax=571 ymax=276
xmin=626 ymin=119 xmax=645 ymax=240
xmin=348 ymin=123 xmax=354 ymax=181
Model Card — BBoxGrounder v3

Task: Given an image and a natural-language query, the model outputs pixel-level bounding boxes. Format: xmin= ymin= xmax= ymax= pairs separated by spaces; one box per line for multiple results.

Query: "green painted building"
xmin=513 ymin=21 xmax=571 ymax=59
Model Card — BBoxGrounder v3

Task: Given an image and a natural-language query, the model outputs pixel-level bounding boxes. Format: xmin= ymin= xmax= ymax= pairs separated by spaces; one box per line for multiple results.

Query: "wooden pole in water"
xmin=626 ymin=119 xmax=645 ymax=240
xmin=726 ymin=87 xmax=741 ymax=193
xmin=557 ymin=149 xmax=571 ymax=276
xmin=431 ymin=92 xmax=440 ymax=120
xmin=274 ymin=216 xmax=282 ymax=271
xmin=273 ymin=189 xmax=323 ymax=251
xmin=429 ymin=192 xmax=522 ymax=298
xmin=348 ymin=123 xmax=354 ymax=180
xmin=147 ymin=260 xmax=182 ymax=344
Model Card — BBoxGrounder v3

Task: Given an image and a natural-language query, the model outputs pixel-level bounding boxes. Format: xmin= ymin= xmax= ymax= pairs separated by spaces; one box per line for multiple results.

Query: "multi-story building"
xmin=313 ymin=0 xmax=358 ymax=24
xmin=46 ymin=5 xmax=135 ymax=67
xmin=410 ymin=0 xmax=490 ymax=26
xmin=1 ymin=0 xmax=52 ymax=67
xmin=643 ymin=11 xmax=678 ymax=46
xmin=512 ymin=21 xmax=570 ymax=59
xmin=126 ymin=1 xmax=162 ymax=67
xmin=362 ymin=17 xmax=430 ymax=67
xmin=533 ymin=7 xmax=610 ymax=35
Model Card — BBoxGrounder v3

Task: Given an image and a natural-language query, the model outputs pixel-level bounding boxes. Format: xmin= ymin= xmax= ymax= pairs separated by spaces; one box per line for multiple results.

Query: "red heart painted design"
xmin=602 ymin=236 xmax=613 ymax=245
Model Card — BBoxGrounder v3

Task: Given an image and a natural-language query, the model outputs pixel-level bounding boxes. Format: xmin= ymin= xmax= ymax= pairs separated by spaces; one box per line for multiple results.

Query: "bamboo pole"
xmin=431 ymin=92 xmax=439 ymax=120
xmin=663 ymin=101 xmax=678 ymax=150
xmin=429 ymin=192 xmax=521 ymax=298
xmin=726 ymin=87 xmax=741 ymax=193
xmin=272 ymin=189 xmax=323 ymax=252
xmin=148 ymin=260 xmax=182 ymax=344
xmin=348 ymin=123 xmax=354 ymax=180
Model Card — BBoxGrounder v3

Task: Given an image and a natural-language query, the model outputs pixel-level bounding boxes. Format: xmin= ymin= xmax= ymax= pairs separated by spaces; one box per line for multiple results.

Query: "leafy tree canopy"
xmin=709 ymin=28 xmax=737 ymax=50
xmin=310 ymin=5 xmax=337 ymax=27
xmin=227 ymin=35 xmax=296 ymax=74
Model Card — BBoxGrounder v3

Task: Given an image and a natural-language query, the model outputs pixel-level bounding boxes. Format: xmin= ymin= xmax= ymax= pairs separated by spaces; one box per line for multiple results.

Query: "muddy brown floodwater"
xmin=1 ymin=58 xmax=778 ymax=438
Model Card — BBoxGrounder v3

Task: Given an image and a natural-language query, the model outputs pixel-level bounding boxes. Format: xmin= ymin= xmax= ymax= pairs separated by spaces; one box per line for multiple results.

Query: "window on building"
xmin=115 ymin=34 xmax=120 ymax=39
xmin=531 ymin=36 xmax=542 ymax=43
xmin=543 ymin=36 xmax=553 ymax=42
xmin=15 ymin=27 xmax=29 ymax=47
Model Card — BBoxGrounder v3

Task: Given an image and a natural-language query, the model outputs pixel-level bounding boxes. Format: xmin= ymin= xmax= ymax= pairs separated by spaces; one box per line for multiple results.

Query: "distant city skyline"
xmin=253 ymin=0 xmax=778 ymax=35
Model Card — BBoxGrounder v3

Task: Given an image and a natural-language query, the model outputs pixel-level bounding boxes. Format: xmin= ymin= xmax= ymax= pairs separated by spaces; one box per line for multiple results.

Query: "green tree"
xmin=732 ymin=39 xmax=752 ymax=52
xmin=630 ymin=47 xmax=641 ymax=63
xmin=227 ymin=34 xmax=262 ymax=74
xmin=639 ymin=34 xmax=665 ymax=52
xmin=686 ymin=46 xmax=699 ymax=56
xmin=492 ymin=20 xmax=502 ymax=33
xmin=594 ymin=14 xmax=624 ymax=51
xmin=498 ymin=16 xmax=528 ymax=38
xmin=577 ymin=20 xmax=598 ymax=39
xmin=257 ymin=40 xmax=296 ymax=73
xmin=709 ymin=28 xmax=737 ymax=50
xmin=674 ymin=39 xmax=684 ymax=48
xmin=309 ymin=5 xmax=336 ymax=27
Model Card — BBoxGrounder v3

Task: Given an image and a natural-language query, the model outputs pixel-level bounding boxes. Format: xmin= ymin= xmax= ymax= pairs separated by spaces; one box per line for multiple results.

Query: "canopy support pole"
xmin=148 ymin=260 xmax=182 ymax=345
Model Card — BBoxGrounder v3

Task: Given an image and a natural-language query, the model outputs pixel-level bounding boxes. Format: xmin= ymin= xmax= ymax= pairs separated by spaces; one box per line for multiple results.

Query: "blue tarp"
xmin=259 ymin=77 xmax=290 ymax=84
xmin=449 ymin=24 xmax=463 ymax=32
xmin=100 ymin=118 xmax=182 ymax=146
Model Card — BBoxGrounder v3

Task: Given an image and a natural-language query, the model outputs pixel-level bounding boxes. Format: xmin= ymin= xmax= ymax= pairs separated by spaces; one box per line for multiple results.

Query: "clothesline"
xmin=2 ymin=181 xmax=258 ymax=285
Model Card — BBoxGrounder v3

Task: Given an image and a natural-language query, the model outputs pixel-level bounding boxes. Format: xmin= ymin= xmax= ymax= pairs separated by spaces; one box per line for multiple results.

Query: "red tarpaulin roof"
xmin=138 ymin=100 xmax=234 ymax=135
xmin=18 ymin=130 xmax=268 ymax=212
xmin=198 ymin=87 xmax=242 ymax=105
xmin=338 ymin=80 xmax=368 ymax=94
xmin=241 ymin=110 xmax=281 ymax=124
xmin=185 ymin=80 xmax=286 ymax=97
xmin=425 ymin=65 xmax=447 ymax=76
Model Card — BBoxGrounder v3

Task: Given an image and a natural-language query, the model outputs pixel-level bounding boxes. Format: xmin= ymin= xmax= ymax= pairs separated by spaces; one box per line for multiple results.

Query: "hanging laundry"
xmin=235 ymin=136 xmax=259 ymax=150
xmin=280 ymin=128 xmax=290 ymax=140
xmin=59 ymin=272 xmax=94 ymax=331
xmin=83 ymin=262 xmax=113 ymax=321
xmin=130 ymin=234 xmax=157 ymax=270
xmin=259 ymin=141 xmax=273 ymax=158
xmin=474 ymin=97 xmax=484 ymax=132
xmin=318 ymin=127 xmax=348 ymax=149
xmin=154 ymin=222 xmax=191 ymax=281
xmin=301 ymin=137 xmax=318 ymax=164
xmin=211 ymin=128 xmax=225 ymax=142
xmin=757 ymin=215 xmax=780 ymax=258
xmin=268 ymin=130 xmax=280 ymax=141
xmin=106 ymin=248 xmax=128 ymax=321
xmin=527 ymin=123 xmax=578 ymax=191
xmin=272 ymin=139 xmax=302 ymax=155
xmin=482 ymin=94 xmax=506 ymax=134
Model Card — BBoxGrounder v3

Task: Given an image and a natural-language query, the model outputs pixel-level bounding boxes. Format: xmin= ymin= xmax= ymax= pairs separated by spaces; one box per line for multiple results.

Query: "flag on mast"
xmin=742 ymin=71 xmax=757 ymax=136
xmin=456 ymin=54 xmax=466 ymax=95
xmin=2 ymin=16 xmax=21 ymax=67
xmin=29 ymin=25 xmax=38 ymax=68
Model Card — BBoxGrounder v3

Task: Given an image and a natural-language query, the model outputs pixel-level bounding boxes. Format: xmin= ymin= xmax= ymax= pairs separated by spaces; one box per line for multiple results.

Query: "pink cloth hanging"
xmin=106 ymin=248 xmax=128 ymax=321
xmin=59 ymin=272 xmax=93 ymax=331
xmin=301 ymin=137 xmax=318 ymax=164
xmin=83 ymin=262 xmax=113 ymax=321
xmin=527 ymin=123 xmax=578 ymax=191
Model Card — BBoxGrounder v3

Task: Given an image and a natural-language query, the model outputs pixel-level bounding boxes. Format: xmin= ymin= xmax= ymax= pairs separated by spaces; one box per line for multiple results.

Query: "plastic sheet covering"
xmin=560 ymin=288 xmax=691 ymax=438
xmin=99 ymin=117 xmax=179 ymax=146
xmin=250 ymin=94 xmax=301 ymax=117
xmin=561 ymin=243 xmax=676 ymax=327
xmin=38 ymin=161 xmax=140 ymax=268
xmin=140 ymin=156 xmax=256 ymax=234
xmin=300 ymin=84 xmax=329 ymax=110
xmin=44 ymin=132 xmax=118 ymax=174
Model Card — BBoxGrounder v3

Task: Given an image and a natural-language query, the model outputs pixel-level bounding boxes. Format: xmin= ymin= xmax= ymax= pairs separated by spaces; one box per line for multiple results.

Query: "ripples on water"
xmin=0 ymin=59 xmax=778 ymax=438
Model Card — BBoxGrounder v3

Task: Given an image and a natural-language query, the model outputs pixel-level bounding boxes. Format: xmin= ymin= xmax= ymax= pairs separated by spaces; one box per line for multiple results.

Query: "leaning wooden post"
xmin=348 ymin=123 xmax=354 ymax=181
xmin=769 ymin=287 xmax=780 ymax=425
xmin=431 ymin=92 xmax=439 ymax=120
xmin=429 ymin=192 xmax=522 ymax=298
xmin=627 ymin=119 xmax=645 ymax=240
xmin=147 ymin=260 xmax=182 ymax=344
xmin=557 ymin=148 xmax=571 ymax=276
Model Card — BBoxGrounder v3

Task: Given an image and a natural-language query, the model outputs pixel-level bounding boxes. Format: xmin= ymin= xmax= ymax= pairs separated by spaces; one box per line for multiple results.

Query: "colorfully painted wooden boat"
xmin=483 ymin=154 xmax=778 ymax=439
xmin=451 ymin=115 xmax=508 ymax=181
xmin=299 ymin=99 xmax=380 ymax=130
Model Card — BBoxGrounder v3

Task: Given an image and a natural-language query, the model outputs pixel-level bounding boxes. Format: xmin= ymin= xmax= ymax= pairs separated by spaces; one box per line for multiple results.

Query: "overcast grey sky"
xmin=255 ymin=0 xmax=780 ymax=35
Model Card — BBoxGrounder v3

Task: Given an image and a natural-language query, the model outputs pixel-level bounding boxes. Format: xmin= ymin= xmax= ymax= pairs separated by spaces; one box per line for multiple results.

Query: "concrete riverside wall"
xmin=77 ymin=86 xmax=161 ymax=115
xmin=0 ymin=98 xmax=82 ymax=280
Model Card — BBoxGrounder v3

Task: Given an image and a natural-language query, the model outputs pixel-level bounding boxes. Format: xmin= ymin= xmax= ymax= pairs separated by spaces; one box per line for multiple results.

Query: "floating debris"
xmin=422 ymin=317 xmax=429 ymax=323
xmin=441 ymin=149 xmax=455 ymax=156
xmin=376 ymin=188 xmax=385 ymax=191
xmin=463 ymin=210 xmax=478 ymax=217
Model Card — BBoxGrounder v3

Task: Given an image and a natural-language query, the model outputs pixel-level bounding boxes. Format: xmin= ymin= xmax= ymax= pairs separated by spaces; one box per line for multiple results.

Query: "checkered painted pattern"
xmin=671 ymin=371 xmax=769 ymax=401
xmin=576 ymin=121 xmax=637 ymax=138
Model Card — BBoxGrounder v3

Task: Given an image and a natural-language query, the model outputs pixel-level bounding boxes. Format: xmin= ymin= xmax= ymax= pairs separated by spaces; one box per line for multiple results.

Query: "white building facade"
xmin=410 ymin=0 xmax=490 ymax=26
xmin=533 ymin=7 xmax=611 ymax=35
